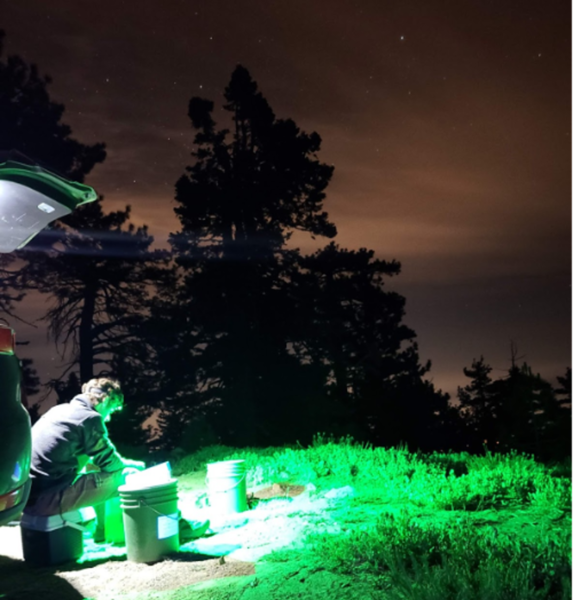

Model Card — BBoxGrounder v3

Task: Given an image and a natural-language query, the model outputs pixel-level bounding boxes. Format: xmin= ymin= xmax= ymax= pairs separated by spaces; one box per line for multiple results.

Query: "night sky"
xmin=2 ymin=0 xmax=571 ymax=399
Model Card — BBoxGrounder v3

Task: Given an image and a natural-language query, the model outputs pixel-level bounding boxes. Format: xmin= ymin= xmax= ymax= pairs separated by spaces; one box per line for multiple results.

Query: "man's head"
xmin=81 ymin=377 xmax=124 ymax=421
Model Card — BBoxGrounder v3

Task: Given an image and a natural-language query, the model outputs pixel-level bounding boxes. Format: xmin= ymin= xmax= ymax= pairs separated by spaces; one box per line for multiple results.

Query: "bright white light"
xmin=38 ymin=202 xmax=55 ymax=213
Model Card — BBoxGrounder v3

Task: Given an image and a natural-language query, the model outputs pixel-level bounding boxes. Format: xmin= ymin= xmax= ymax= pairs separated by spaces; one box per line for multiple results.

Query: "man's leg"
xmin=25 ymin=470 xmax=125 ymax=517
xmin=93 ymin=501 xmax=107 ymax=542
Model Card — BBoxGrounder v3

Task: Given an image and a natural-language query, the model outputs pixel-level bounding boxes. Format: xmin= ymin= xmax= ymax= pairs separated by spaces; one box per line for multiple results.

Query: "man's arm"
xmin=82 ymin=414 xmax=127 ymax=473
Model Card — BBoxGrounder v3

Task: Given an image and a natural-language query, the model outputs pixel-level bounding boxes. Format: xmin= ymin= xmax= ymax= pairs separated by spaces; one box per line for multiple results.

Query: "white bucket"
xmin=206 ymin=459 xmax=247 ymax=514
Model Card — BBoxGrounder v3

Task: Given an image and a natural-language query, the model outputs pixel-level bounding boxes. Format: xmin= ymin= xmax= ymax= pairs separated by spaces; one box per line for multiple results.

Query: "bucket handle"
xmin=64 ymin=520 xmax=91 ymax=533
xmin=135 ymin=497 xmax=181 ymax=521
xmin=205 ymin=471 xmax=247 ymax=493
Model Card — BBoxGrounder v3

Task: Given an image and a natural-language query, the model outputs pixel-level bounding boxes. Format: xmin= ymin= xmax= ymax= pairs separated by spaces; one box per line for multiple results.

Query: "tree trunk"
xmin=79 ymin=286 xmax=97 ymax=383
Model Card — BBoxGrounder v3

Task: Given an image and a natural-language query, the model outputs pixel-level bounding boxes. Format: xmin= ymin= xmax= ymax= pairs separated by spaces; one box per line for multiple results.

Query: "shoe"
xmin=179 ymin=518 xmax=210 ymax=542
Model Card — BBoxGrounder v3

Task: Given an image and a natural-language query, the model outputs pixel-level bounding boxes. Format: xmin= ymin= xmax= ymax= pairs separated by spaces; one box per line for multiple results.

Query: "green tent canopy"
xmin=0 ymin=160 xmax=98 ymax=252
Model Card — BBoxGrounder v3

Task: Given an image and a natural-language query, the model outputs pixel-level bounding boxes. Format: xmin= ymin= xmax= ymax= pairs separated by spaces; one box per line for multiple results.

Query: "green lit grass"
xmin=172 ymin=435 xmax=571 ymax=600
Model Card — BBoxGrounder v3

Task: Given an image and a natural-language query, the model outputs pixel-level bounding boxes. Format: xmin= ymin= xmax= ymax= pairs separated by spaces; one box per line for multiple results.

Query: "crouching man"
xmin=24 ymin=377 xmax=145 ymax=540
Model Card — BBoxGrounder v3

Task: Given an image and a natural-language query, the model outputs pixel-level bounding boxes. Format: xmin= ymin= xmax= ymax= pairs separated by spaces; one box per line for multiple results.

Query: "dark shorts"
xmin=24 ymin=470 xmax=125 ymax=517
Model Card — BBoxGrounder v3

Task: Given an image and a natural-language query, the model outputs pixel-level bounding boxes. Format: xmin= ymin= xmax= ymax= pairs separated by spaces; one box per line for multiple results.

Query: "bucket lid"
xmin=119 ymin=477 xmax=178 ymax=493
xmin=124 ymin=461 xmax=172 ymax=488
xmin=21 ymin=510 xmax=84 ymax=531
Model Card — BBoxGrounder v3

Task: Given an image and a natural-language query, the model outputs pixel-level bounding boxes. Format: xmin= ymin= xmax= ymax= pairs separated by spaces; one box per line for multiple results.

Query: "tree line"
xmin=0 ymin=32 xmax=570 ymax=461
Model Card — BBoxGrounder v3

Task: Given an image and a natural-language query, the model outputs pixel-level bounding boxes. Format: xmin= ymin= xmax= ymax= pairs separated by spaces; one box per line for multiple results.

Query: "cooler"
xmin=20 ymin=508 xmax=94 ymax=566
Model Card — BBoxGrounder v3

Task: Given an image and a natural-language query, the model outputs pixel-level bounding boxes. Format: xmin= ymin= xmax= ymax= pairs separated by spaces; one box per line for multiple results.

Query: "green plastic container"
xmin=104 ymin=496 xmax=125 ymax=544
xmin=119 ymin=479 xmax=179 ymax=563
xmin=206 ymin=459 xmax=248 ymax=514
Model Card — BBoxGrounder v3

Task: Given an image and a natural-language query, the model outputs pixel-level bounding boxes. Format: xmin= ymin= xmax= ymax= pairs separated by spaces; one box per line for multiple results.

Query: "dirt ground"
xmin=0 ymin=472 xmax=379 ymax=600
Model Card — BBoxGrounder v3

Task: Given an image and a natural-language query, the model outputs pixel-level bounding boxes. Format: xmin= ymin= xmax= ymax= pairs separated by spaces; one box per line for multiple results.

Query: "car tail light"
xmin=0 ymin=484 xmax=26 ymax=512
xmin=0 ymin=325 xmax=15 ymax=354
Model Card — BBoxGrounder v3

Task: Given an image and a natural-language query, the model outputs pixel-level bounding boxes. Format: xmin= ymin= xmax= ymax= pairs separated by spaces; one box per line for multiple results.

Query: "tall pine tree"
xmin=159 ymin=66 xmax=451 ymax=450
xmin=163 ymin=65 xmax=337 ymax=446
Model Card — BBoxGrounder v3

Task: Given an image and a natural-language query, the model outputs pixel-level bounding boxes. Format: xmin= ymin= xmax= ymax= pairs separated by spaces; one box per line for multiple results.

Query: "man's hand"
xmin=122 ymin=458 xmax=146 ymax=471
xmin=122 ymin=466 xmax=140 ymax=477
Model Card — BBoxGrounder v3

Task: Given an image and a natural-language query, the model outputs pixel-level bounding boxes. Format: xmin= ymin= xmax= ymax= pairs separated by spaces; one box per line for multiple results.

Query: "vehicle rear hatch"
xmin=0 ymin=325 xmax=32 ymax=523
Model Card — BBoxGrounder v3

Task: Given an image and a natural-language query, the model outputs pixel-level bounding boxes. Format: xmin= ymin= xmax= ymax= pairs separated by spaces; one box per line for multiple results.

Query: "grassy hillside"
xmin=172 ymin=435 xmax=572 ymax=600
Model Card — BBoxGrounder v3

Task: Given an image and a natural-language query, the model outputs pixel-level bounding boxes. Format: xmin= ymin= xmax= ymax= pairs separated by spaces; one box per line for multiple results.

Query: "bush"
xmin=304 ymin=510 xmax=571 ymax=600
xmin=172 ymin=437 xmax=571 ymax=599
